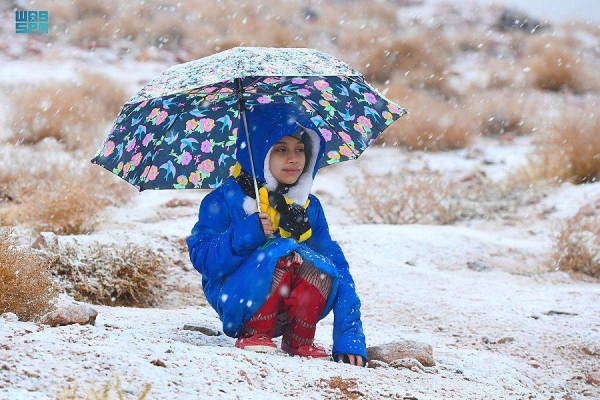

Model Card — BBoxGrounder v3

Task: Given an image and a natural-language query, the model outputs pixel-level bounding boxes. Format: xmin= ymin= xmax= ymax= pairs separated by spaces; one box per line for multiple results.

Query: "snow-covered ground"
xmin=2 ymin=140 xmax=599 ymax=399
xmin=1 ymin=1 xmax=599 ymax=399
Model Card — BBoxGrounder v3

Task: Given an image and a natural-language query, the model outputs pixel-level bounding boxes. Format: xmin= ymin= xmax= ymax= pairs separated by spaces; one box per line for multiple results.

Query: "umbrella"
xmin=91 ymin=47 xmax=406 ymax=200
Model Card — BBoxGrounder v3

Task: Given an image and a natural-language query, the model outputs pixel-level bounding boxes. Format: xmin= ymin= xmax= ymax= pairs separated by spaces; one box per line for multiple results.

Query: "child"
xmin=187 ymin=103 xmax=366 ymax=366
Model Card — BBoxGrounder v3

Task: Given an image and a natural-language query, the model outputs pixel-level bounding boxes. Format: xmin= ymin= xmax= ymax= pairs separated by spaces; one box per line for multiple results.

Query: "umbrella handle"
xmin=239 ymin=107 xmax=262 ymax=213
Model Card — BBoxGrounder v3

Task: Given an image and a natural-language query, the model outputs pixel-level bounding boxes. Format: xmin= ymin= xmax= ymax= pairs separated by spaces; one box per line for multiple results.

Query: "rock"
xmin=40 ymin=304 xmax=98 ymax=327
xmin=544 ymin=310 xmax=578 ymax=316
xmin=467 ymin=261 xmax=490 ymax=272
xmin=1 ymin=312 xmax=18 ymax=322
xmin=182 ymin=324 xmax=221 ymax=336
xmin=495 ymin=8 xmax=547 ymax=33
xmin=529 ymin=360 xmax=541 ymax=368
xmin=390 ymin=358 xmax=425 ymax=372
xmin=31 ymin=232 xmax=58 ymax=249
xmin=578 ymin=204 xmax=595 ymax=217
xmin=151 ymin=359 xmax=167 ymax=367
xmin=587 ymin=371 xmax=600 ymax=386
xmin=497 ymin=337 xmax=515 ymax=344
xmin=367 ymin=340 xmax=435 ymax=367
xmin=483 ymin=336 xmax=515 ymax=345
xmin=583 ymin=345 xmax=600 ymax=356
xmin=366 ymin=360 xmax=389 ymax=369
xmin=301 ymin=6 xmax=318 ymax=21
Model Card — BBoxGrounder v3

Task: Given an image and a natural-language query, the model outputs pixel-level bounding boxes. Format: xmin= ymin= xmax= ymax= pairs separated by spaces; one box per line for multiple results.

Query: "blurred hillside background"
xmin=1 ymin=0 xmax=599 ymax=232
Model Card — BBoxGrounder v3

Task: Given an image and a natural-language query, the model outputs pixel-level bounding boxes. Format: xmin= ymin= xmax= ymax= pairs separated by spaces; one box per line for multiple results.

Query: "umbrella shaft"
xmin=240 ymin=109 xmax=262 ymax=213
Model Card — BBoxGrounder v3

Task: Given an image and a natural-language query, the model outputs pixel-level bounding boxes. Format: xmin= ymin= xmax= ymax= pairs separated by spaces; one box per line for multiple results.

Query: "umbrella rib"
xmin=270 ymin=78 xmax=363 ymax=160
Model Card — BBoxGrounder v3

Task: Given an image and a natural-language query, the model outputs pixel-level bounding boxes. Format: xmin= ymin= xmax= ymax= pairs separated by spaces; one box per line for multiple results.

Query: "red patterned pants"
xmin=241 ymin=253 xmax=332 ymax=347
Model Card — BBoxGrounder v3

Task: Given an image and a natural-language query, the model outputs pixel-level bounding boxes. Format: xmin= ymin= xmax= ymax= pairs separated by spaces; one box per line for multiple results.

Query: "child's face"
xmin=269 ymin=135 xmax=306 ymax=185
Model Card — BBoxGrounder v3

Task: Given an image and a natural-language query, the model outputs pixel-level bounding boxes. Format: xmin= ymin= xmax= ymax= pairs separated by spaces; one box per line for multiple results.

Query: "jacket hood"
xmin=235 ymin=102 xmax=324 ymax=205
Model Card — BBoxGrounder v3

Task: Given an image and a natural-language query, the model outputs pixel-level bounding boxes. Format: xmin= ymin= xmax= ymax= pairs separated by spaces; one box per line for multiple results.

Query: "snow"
xmin=1 ymin=1 xmax=600 ymax=399
xmin=2 ymin=206 xmax=599 ymax=398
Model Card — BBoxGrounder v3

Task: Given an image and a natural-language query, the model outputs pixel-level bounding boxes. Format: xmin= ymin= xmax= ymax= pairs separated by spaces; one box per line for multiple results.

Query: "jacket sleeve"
xmin=305 ymin=196 xmax=367 ymax=361
xmin=187 ymin=190 xmax=268 ymax=280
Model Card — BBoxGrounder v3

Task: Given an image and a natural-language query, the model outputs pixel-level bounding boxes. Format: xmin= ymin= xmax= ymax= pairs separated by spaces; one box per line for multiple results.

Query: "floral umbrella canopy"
xmin=92 ymin=47 xmax=406 ymax=190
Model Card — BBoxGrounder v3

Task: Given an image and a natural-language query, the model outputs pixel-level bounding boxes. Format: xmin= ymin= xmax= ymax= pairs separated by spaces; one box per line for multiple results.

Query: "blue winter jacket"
xmin=186 ymin=103 xmax=366 ymax=360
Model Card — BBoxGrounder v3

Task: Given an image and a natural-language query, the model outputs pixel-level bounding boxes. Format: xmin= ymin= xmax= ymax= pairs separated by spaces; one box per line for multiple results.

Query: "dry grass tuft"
xmin=47 ymin=241 xmax=167 ymax=307
xmin=347 ymin=169 xmax=458 ymax=225
xmin=0 ymin=227 xmax=58 ymax=321
xmin=9 ymin=71 xmax=127 ymax=153
xmin=1 ymin=159 xmax=133 ymax=235
xmin=509 ymin=104 xmax=600 ymax=186
xmin=552 ymin=207 xmax=600 ymax=278
xmin=379 ymin=83 xmax=473 ymax=151
xmin=525 ymin=36 xmax=598 ymax=94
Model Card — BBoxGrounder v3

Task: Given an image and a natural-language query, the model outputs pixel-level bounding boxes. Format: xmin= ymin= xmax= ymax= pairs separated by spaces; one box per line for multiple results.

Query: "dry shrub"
xmin=115 ymin=5 xmax=188 ymax=51
xmin=205 ymin=23 xmax=301 ymax=53
xmin=525 ymin=36 xmax=598 ymax=94
xmin=163 ymin=198 xmax=196 ymax=208
xmin=379 ymin=82 xmax=473 ymax=151
xmin=116 ymin=0 xmax=305 ymax=57
xmin=464 ymin=89 xmax=539 ymax=137
xmin=58 ymin=374 xmax=151 ymax=400
xmin=453 ymin=26 xmax=499 ymax=54
xmin=30 ymin=0 xmax=403 ymax=59
xmin=41 ymin=0 xmax=77 ymax=24
xmin=553 ymin=208 xmax=600 ymax=278
xmin=71 ymin=16 xmax=115 ymax=49
xmin=47 ymin=241 xmax=166 ymax=307
xmin=348 ymin=168 xmax=527 ymax=225
xmin=72 ymin=0 xmax=118 ymax=19
xmin=347 ymin=169 xmax=457 ymax=225
xmin=507 ymin=151 xmax=568 ymax=189
xmin=318 ymin=376 xmax=361 ymax=400
xmin=9 ymin=71 xmax=127 ymax=153
xmin=0 ymin=227 xmax=58 ymax=321
xmin=0 ymin=157 xmax=133 ymax=235
xmin=111 ymin=3 xmax=156 ymax=43
xmin=484 ymin=58 xmax=526 ymax=91
xmin=510 ymin=103 xmax=600 ymax=186
xmin=359 ymin=30 xmax=456 ymax=93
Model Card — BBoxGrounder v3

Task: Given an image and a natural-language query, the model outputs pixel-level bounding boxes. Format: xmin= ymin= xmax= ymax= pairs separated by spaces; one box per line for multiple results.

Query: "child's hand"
xmin=258 ymin=212 xmax=274 ymax=236
xmin=291 ymin=251 xmax=302 ymax=265
xmin=338 ymin=354 xmax=365 ymax=367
